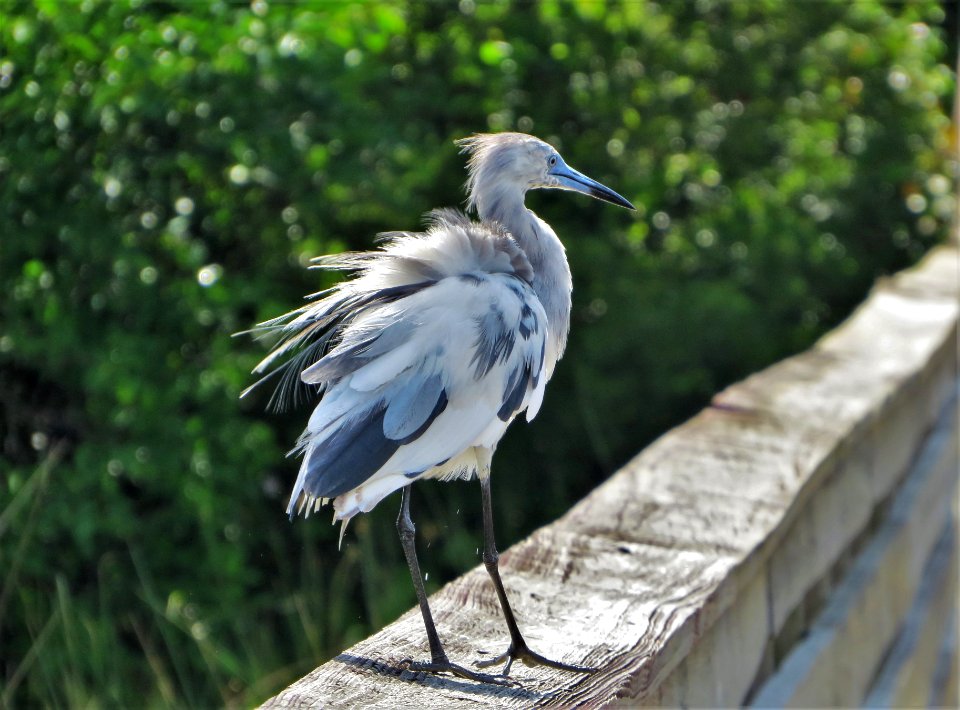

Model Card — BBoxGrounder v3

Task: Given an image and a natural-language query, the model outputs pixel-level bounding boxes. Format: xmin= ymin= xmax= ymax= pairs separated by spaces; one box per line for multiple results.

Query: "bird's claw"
xmin=398 ymin=657 xmax=515 ymax=686
xmin=475 ymin=641 xmax=596 ymax=677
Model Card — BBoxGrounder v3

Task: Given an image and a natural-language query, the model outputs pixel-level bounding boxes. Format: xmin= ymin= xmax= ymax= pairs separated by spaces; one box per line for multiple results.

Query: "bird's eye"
xmin=548 ymin=155 xmax=558 ymax=167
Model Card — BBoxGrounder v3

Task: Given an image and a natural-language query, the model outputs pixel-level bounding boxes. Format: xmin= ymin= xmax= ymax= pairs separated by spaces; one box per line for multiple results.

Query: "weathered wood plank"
xmin=263 ymin=246 xmax=959 ymax=708
xmin=646 ymin=569 xmax=770 ymax=708
xmin=863 ymin=523 xmax=957 ymax=708
xmin=764 ymin=442 xmax=873 ymax=635
xmin=749 ymin=387 xmax=959 ymax=708
xmin=928 ymin=608 xmax=958 ymax=708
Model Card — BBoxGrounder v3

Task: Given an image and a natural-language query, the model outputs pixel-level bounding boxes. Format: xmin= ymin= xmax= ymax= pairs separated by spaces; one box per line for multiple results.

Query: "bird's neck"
xmin=478 ymin=193 xmax=573 ymax=373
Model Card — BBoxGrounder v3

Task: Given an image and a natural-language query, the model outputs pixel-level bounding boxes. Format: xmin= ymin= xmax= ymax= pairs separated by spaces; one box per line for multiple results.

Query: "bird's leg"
xmin=475 ymin=475 xmax=595 ymax=676
xmin=395 ymin=485 xmax=509 ymax=685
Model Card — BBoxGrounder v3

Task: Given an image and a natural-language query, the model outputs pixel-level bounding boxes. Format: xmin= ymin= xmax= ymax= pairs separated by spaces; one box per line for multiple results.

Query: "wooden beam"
xmin=750 ymin=387 xmax=958 ymax=707
xmin=864 ymin=525 xmax=958 ymax=708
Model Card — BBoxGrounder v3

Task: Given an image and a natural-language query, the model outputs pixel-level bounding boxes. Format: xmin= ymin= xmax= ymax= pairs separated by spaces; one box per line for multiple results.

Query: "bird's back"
xmin=249 ymin=209 xmax=550 ymax=523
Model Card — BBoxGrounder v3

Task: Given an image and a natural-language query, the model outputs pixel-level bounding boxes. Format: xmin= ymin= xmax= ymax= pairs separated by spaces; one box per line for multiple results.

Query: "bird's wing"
xmin=287 ymin=270 xmax=547 ymax=517
xmin=241 ymin=208 xmax=534 ymax=413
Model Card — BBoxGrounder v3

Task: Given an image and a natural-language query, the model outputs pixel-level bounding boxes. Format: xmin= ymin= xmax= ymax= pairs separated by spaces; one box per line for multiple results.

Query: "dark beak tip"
xmin=596 ymin=190 xmax=636 ymax=211
xmin=589 ymin=185 xmax=635 ymax=212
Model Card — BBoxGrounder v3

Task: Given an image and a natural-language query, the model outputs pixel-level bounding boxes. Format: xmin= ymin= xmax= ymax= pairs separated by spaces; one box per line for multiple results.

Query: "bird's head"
xmin=457 ymin=132 xmax=635 ymax=217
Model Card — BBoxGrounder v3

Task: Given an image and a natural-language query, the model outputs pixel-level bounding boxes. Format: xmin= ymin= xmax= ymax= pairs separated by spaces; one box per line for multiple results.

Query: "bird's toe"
xmin=475 ymin=642 xmax=595 ymax=676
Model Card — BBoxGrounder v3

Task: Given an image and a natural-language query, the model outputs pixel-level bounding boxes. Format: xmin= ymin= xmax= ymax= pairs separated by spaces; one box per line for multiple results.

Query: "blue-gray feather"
xmin=301 ymin=403 xmax=400 ymax=499
xmin=383 ymin=372 xmax=447 ymax=442
xmin=471 ymin=304 xmax=516 ymax=378
xmin=301 ymin=318 xmax=416 ymax=385
xmin=498 ymin=362 xmax=531 ymax=422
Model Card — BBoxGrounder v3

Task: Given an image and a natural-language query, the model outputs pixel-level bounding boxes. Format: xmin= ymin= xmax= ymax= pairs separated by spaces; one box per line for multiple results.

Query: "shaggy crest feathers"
xmin=457 ymin=133 xmax=553 ymax=216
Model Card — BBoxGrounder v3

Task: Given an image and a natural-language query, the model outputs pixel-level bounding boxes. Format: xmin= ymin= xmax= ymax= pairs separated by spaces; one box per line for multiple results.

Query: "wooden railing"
xmin=264 ymin=243 xmax=959 ymax=708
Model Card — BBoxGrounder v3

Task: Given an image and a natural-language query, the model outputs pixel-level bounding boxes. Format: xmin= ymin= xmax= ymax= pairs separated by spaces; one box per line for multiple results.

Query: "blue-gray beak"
xmin=549 ymin=161 xmax=636 ymax=210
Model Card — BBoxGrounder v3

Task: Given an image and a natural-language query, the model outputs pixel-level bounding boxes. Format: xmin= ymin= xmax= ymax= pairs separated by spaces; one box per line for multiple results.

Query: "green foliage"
xmin=0 ymin=0 xmax=953 ymax=705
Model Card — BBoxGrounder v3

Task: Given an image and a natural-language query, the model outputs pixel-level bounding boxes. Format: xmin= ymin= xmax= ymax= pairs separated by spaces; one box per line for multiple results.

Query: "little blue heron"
xmin=244 ymin=132 xmax=634 ymax=683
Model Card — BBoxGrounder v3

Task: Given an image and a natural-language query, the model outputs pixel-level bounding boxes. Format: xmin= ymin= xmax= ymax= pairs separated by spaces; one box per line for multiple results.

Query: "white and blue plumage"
xmin=257 ymin=210 xmax=549 ymax=528
xmin=245 ymin=132 xmax=633 ymax=680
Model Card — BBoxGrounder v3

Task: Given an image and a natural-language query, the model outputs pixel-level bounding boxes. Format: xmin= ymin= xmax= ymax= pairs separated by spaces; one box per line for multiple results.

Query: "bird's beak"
xmin=549 ymin=162 xmax=636 ymax=210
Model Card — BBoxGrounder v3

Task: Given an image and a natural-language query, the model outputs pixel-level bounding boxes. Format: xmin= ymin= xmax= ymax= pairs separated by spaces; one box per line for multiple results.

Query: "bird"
xmin=243 ymin=132 xmax=635 ymax=683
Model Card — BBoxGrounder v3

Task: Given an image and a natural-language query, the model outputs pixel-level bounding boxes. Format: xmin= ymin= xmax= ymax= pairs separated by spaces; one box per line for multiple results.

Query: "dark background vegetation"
xmin=1 ymin=0 xmax=954 ymax=706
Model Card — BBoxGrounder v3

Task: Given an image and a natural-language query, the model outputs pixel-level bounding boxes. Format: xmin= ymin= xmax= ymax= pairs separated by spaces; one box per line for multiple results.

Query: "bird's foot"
xmin=475 ymin=638 xmax=596 ymax=677
xmin=399 ymin=657 xmax=514 ymax=685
